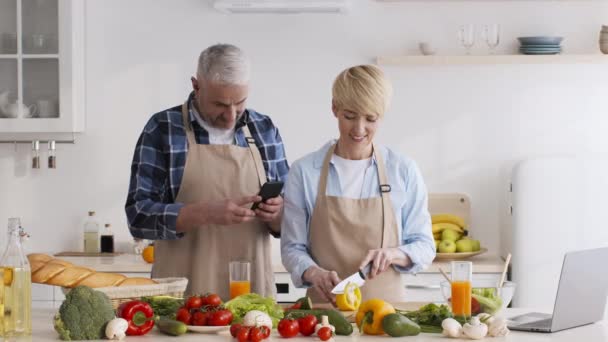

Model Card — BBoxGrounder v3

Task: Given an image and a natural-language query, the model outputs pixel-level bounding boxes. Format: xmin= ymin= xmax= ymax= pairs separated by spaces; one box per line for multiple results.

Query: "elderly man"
xmin=126 ymin=44 xmax=289 ymax=299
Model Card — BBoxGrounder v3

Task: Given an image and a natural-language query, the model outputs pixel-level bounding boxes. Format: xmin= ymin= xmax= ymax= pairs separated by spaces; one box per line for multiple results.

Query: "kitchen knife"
xmin=331 ymin=263 xmax=372 ymax=294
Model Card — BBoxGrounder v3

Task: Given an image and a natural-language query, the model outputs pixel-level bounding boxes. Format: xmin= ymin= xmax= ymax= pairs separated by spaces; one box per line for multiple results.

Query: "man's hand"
xmin=254 ymin=196 xmax=283 ymax=231
xmin=359 ymin=247 xmax=411 ymax=280
xmin=302 ymin=266 xmax=341 ymax=306
xmin=176 ymin=195 xmax=261 ymax=231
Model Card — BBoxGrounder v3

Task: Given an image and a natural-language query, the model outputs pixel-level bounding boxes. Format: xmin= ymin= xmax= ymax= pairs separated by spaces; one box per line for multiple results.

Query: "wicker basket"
xmin=62 ymin=277 xmax=188 ymax=309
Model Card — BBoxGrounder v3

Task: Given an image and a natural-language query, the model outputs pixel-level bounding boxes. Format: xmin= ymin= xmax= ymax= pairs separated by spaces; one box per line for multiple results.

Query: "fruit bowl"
xmin=439 ymin=280 xmax=516 ymax=315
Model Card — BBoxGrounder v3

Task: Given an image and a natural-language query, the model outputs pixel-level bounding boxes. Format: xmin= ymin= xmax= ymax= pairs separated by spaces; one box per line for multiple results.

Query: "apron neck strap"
xmin=181 ymin=101 xmax=197 ymax=146
xmin=242 ymin=124 xmax=268 ymax=186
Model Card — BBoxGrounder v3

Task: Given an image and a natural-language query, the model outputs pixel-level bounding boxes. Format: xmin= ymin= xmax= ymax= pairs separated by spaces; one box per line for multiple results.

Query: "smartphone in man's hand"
xmin=251 ymin=181 xmax=284 ymax=210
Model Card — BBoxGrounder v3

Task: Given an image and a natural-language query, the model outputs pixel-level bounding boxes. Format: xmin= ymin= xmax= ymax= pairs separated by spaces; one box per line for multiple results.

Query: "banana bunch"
xmin=432 ymin=214 xmax=467 ymax=241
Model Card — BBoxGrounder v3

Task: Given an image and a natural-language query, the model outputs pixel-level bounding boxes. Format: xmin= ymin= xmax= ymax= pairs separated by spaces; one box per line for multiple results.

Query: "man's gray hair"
xmin=197 ymin=44 xmax=250 ymax=85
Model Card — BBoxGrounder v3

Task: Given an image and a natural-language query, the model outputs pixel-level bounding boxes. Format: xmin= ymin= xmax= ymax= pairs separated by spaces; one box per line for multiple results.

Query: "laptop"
xmin=508 ymin=247 xmax=608 ymax=333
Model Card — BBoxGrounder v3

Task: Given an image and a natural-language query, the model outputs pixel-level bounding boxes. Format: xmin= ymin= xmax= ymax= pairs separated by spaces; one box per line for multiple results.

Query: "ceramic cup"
xmin=419 ymin=42 xmax=436 ymax=55
xmin=36 ymin=99 xmax=58 ymax=118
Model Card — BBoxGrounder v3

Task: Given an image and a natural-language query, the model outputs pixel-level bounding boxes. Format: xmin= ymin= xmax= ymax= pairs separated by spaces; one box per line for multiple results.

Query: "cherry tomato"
xmin=230 ymin=323 xmax=243 ymax=338
xmin=471 ymin=297 xmax=481 ymax=315
xmin=236 ymin=326 xmax=251 ymax=342
xmin=259 ymin=325 xmax=271 ymax=339
xmin=175 ymin=307 xmax=192 ymax=325
xmin=186 ymin=295 xmax=203 ymax=310
xmin=208 ymin=309 xmax=233 ymax=326
xmin=317 ymin=327 xmax=333 ymax=341
xmin=192 ymin=311 xmax=210 ymax=326
xmin=297 ymin=314 xmax=318 ymax=336
xmin=278 ymin=318 xmax=299 ymax=338
xmin=250 ymin=326 xmax=266 ymax=342
xmin=202 ymin=293 xmax=223 ymax=307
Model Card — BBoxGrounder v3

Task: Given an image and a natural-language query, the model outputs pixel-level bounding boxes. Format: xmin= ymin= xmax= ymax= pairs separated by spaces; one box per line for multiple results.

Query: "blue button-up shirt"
xmin=281 ymin=141 xmax=435 ymax=288
xmin=125 ymin=93 xmax=289 ymax=240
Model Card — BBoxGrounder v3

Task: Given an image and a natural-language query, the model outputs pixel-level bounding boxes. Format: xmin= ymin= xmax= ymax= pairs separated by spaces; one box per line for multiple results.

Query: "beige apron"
xmin=307 ymin=143 xmax=406 ymax=303
xmin=152 ymin=102 xmax=275 ymax=301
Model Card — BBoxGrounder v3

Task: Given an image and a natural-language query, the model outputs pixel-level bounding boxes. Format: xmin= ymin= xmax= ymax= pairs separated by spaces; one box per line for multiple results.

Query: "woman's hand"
xmin=302 ymin=266 xmax=341 ymax=306
xmin=359 ymin=248 xmax=411 ymax=279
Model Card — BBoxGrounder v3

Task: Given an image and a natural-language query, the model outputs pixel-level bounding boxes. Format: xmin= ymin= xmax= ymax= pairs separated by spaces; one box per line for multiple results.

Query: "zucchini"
xmin=285 ymin=309 xmax=353 ymax=336
xmin=294 ymin=296 xmax=313 ymax=310
xmin=156 ymin=316 xmax=188 ymax=336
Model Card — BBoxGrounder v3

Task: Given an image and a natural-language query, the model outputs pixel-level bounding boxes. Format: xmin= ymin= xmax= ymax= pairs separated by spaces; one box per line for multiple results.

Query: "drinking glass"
xmin=451 ymin=261 xmax=472 ymax=319
xmin=229 ymin=261 xmax=251 ymax=299
xmin=482 ymin=24 xmax=500 ymax=54
xmin=458 ymin=24 xmax=475 ymax=55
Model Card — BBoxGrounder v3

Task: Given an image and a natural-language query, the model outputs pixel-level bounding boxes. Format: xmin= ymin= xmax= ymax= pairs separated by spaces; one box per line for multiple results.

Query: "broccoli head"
xmin=54 ymin=286 xmax=115 ymax=340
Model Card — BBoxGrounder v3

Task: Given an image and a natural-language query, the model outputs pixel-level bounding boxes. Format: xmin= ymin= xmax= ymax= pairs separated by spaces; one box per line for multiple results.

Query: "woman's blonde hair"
xmin=332 ymin=64 xmax=392 ymax=118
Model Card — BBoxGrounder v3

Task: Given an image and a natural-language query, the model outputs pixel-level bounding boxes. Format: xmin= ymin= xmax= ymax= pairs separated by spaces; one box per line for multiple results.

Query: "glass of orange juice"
xmin=229 ymin=261 xmax=251 ymax=299
xmin=451 ymin=261 xmax=472 ymax=319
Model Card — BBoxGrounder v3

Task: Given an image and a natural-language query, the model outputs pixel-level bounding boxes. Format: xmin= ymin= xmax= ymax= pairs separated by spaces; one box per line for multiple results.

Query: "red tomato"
xmin=278 ymin=318 xmax=299 ymax=338
xmin=175 ymin=307 xmax=192 ymax=325
xmin=230 ymin=323 xmax=243 ymax=338
xmin=250 ymin=326 xmax=266 ymax=342
xmin=186 ymin=296 xmax=203 ymax=310
xmin=317 ymin=327 xmax=332 ymax=341
xmin=208 ymin=309 xmax=233 ymax=326
xmin=297 ymin=314 xmax=318 ymax=336
xmin=202 ymin=293 xmax=222 ymax=307
xmin=236 ymin=326 xmax=251 ymax=342
xmin=192 ymin=311 xmax=210 ymax=326
xmin=259 ymin=326 xmax=271 ymax=339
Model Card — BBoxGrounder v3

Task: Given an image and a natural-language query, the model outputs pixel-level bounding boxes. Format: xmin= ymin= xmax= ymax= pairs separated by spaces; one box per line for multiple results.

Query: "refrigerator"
xmin=508 ymin=156 xmax=608 ymax=314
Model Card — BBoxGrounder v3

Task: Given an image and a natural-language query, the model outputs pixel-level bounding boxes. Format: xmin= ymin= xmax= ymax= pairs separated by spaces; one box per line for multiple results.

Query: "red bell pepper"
xmin=117 ymin=300 xmax=155 ymax=336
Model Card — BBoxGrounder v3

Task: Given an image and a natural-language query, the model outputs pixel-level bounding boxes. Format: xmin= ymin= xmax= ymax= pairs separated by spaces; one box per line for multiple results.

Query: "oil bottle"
xmin=0 ymin=217 xmax=32 ymax=337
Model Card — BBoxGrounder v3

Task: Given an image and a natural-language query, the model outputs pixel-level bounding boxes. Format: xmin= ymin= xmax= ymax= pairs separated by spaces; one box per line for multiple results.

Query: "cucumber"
xmin=157 ymin=317 xmax=188 ymax=336
xmin=294 ymin=296 xmax=313 ymax=310
xmin=285 ymin=309 xmax=353 ymax=336
xmin=382 ymin=313 xmax=420 ymax=337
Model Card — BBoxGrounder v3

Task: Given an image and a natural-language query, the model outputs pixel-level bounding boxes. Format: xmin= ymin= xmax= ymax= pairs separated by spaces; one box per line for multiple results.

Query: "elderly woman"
xmin=281 ymin=65 xmax=435 ymax=304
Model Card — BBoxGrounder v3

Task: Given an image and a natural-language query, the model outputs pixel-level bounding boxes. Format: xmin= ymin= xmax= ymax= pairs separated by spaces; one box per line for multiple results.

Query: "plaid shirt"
xmin=125 ymin=93 xmax=290 ymax=240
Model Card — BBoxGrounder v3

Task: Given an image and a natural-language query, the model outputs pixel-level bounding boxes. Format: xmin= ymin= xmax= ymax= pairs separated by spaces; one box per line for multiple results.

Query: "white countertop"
xmin=56 ymin=254 xmax=505 ymax=274
xmin=17 ymin=305 xmax=608 ymax=341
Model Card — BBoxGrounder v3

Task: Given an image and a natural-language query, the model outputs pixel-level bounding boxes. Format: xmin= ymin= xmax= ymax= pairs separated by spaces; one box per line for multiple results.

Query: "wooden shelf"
xmin=376 ymin=54 xmax=608 ymax=66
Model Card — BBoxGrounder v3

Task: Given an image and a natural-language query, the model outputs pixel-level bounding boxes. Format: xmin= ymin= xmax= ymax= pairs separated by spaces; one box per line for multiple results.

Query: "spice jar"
xmin=48 ymin=140 xmax=56 ymax=168
xmin=31 ymin=141 xmax=40 ymax=169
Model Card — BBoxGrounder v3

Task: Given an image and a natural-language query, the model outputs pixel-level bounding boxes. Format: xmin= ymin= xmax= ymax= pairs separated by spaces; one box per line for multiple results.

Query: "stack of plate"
xmin=518 ymin=36 xmax=564 ymax=55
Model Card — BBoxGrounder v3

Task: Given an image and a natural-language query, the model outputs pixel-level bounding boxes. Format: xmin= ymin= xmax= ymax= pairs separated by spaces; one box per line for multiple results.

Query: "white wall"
xmin=1 ymin=0 xmax=608 ymax=264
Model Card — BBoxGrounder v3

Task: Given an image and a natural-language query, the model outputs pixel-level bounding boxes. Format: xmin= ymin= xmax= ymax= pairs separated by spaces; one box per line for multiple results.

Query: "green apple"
xmin=456 ymin=239 xmax=474 ymax=253
xmin=441 ymin=229 xmax=461 ymax=242
xmin=471 ymin=240 xmax=481 ymax=252
xmin=438 ymin=240 xmax=457 ymax=253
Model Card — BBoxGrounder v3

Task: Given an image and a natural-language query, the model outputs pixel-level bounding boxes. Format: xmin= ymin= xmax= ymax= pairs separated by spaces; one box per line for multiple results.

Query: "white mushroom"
xmin=441 ymin=318 xmax=463 ymax=338
xmin=105 ymin=318 xmax=128 ymax=340
xmin=462 ymin=316 xmax=488 ymax=340
xmin=487 ymin=317 xmax=509 ymax=337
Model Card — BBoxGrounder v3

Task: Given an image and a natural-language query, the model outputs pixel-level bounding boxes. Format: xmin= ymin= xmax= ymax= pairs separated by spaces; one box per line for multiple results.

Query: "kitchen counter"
xmin=56 ymin=254 xmax=505 ymax=274
xmin=16 ymin=305 xmax=608 ymax=341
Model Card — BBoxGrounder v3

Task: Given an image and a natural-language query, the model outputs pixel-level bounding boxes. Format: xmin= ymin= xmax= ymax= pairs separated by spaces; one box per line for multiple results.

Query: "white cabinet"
xmin=404 ymin=272 xmax=502 ymax=303
xmin=0 ymin=0 xmax=85 ymax=133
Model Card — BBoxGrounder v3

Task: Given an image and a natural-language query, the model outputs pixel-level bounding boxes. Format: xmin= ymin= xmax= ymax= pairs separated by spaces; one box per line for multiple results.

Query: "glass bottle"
xmin=0 ymin=218 xmax=32 ymax=337
xmin=48 ymin=140 xmax=56 ymax=169
xmin=31 ymin=141 xmax=40 ymax=169
xmin=451 ymin=261 xmax=472 ymax=320
xmin=100 ymin=223 xmax=115 ymax=253
xmin=83 ymin=211 xmax=100 ymax=253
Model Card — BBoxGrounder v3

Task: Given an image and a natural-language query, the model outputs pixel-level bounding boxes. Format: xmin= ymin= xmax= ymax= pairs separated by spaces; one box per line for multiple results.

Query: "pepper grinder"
xmin=48 ymin=140 xmax=56 ymax=168
xmin=31 ymin=140 xmax=40 ymax=169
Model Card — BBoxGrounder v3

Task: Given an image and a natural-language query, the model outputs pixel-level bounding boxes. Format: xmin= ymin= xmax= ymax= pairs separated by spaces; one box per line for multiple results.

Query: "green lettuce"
xmin=224 ymin=293 xmax=284 ymax=328
xmin=472 ymin=288 xmax=503 ymax=314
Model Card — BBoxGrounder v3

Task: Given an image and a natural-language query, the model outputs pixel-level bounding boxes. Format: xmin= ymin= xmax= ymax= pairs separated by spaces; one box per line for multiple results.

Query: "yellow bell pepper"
xmin=336 ymin=282 xmax=362 ymax=311
xmin=355 ymin=298 xmax=395 ymax=335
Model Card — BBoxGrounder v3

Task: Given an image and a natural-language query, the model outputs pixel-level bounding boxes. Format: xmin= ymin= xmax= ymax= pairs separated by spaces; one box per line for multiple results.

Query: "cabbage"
xmin=224 ymin=293 xmax=284 ymax=328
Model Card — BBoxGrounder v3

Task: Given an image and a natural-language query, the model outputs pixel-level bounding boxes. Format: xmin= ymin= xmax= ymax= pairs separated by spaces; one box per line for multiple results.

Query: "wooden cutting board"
xmin=54 ymin=251 xmax=124 ymax=257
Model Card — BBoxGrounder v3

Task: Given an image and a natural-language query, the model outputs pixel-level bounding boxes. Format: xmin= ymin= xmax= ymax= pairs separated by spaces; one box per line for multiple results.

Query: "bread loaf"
xmin=28 ymin=253 xmax=157 ymax=288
